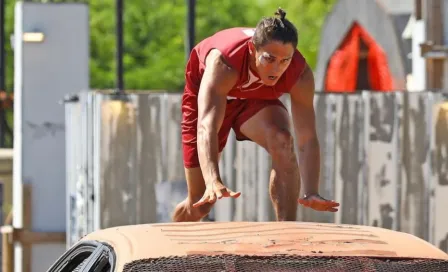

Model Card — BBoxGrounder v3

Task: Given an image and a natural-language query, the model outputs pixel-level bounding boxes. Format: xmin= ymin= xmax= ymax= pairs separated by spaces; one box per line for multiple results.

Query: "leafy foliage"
xmin=3 ymin=0 xmax=336 ymax=92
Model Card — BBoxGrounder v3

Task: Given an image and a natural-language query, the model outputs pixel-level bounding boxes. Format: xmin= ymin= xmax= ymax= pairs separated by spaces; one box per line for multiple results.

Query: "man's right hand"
xmin=192 ymin=179 xmax=241 ymax=208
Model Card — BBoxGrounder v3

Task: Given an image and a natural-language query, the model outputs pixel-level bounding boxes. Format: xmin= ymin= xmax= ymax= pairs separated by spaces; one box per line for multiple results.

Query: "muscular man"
xmin=173 ymin=8 xmax=340 ymax=222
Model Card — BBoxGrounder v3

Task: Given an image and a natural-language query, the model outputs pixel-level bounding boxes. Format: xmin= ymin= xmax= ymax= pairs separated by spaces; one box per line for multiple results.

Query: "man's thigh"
xmin=234 ymin=99 xmax=291 ymax=149
xmin=181 ymin=95 xmax=244 ymax=168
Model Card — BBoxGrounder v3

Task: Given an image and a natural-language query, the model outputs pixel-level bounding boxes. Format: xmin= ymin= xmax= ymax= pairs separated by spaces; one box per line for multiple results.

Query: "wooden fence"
xmin=64 ymin=90 xmax=448 ymax=253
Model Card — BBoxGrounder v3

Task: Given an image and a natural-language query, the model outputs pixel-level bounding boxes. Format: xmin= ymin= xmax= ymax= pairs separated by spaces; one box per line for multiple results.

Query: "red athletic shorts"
xmin=181 ymin=91 xmax=286 ymax=168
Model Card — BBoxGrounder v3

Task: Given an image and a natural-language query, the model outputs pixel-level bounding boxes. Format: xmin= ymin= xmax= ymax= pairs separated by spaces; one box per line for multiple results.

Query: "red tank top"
xmin=184 ymin=27 xmax=307 ymax=100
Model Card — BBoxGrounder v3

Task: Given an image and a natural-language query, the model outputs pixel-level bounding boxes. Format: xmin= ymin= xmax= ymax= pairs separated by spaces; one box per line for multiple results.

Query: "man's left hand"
xmin=298 ymin=194 xmax=340 ymax=212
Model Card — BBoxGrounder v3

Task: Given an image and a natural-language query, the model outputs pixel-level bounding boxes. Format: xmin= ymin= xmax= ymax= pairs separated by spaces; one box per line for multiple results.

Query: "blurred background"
xmin=0 ymin=0 xmax=448 ymax=271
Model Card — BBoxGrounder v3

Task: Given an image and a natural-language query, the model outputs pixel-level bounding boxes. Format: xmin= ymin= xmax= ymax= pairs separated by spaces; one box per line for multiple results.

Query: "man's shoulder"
xmin=195 ymin=27 xmax=252 ymax=73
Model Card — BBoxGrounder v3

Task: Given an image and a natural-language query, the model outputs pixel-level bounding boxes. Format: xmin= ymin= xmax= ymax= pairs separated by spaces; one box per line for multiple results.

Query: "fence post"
xmin=1 ymin=185 xmax=66 ymax=272
xmin=1 ymin=210 xmax=13 ymax=272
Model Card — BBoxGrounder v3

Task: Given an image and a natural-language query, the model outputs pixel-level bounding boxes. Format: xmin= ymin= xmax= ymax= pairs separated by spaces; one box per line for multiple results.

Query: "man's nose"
xmin=271 ymin=62 xmax=281 ymax=74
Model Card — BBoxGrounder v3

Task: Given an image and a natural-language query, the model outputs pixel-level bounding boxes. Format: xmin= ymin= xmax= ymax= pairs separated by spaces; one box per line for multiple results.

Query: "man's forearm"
xmin=297 ymin=135 xmax=321 ymax=196
xmin=289 ymin=63 xmax=321 ymax=197
xmin=197 ymin=126 xmax=221 ymax=184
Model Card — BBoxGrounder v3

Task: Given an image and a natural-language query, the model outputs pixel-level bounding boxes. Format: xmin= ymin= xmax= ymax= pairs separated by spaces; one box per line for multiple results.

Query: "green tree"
xmin=0 ymin=0 xmax=334 ymax=148
xmin=3 ymin=0 xmax=335 ymax=92
xmin=121 ymin=0 xmax=264 ymax=91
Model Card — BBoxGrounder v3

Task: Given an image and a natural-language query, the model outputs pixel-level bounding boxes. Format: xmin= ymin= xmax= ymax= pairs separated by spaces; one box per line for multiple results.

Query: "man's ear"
xmin=248 ymin=41 xmax=255 ymax=56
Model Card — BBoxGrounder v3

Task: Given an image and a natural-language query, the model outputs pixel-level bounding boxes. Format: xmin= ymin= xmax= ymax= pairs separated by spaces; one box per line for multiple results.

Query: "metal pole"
xmin=0 ymin=0 xmax=4 ymax=90
xmin=116 ymin=0 xmax=124 ymax=93
xmin=0 ymin=0 xmax=6 ymax=147
xmin=186 ymin=0 xmax=195 ymax=60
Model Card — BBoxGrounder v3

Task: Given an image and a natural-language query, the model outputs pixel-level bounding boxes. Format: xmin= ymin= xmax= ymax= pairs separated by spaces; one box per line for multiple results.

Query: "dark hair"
xmin=252 ymin=8 xmax=298 ymax=49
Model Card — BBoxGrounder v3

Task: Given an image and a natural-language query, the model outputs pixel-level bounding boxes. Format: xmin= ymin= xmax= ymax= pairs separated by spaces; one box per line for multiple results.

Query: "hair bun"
xmin=275 ymin=8 xmax=286 ymax=20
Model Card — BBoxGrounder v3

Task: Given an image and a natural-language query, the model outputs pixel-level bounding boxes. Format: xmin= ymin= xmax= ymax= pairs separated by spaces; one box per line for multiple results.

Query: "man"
xmin=172 ymin=8 xmax=340 ymax=222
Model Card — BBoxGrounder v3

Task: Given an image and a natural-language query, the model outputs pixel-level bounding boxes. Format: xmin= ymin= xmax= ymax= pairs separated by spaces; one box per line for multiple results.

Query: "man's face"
xmin=250 ymin=40 xmax=295 ymax=86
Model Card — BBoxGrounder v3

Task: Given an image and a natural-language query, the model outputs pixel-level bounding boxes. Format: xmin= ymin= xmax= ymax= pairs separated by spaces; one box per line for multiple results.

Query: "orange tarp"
xmin=325 ymin=23 xmax=394 ymax=92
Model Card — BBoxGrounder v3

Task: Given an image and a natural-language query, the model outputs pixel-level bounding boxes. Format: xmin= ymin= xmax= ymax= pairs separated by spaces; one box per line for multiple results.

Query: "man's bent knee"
xmin=266 ymin=128 xmax=295 ymax=161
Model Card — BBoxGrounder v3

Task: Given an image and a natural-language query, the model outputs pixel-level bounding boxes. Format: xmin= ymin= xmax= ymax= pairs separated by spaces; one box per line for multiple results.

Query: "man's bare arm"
xmin=290 ymin=64 xmax=320 ymax=195
xmin=197 ymin=49 xmax=238 ymax=184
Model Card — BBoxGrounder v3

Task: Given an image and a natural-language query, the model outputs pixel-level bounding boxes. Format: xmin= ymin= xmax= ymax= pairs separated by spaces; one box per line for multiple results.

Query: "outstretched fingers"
xmin=297 ymin=198 xmax=310 ymax=207
xmin=323 ymin=200 xmax=340 ymax=211
xmin=223 ymin=188 xmax=241 ymax=198
xmin=216 ymin=188 xmax=223 ymax=199
xmin=215 ymin=184 xmax=241 ymax=199
xmin=298 ymin=196 xmax=340 ymax=212
xmin=192 ymin=193 xmax=215 ymax=208
xmin=192 ymin=188 xmax=242 ymax=208
xmin=192 ymin=195 xmax=210 ymax=208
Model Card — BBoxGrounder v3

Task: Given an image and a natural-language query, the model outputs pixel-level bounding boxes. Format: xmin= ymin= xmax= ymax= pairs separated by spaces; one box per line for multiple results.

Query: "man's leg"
xmin=237 ymin=101 xmax=300 ymax=221
xmin=174 ymin=95 xmax=246 ymax=222
xmin=172 ymin=150 xmax=224 ymax=222
xmin=172 ymin=166 xmax=213 ymax=222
